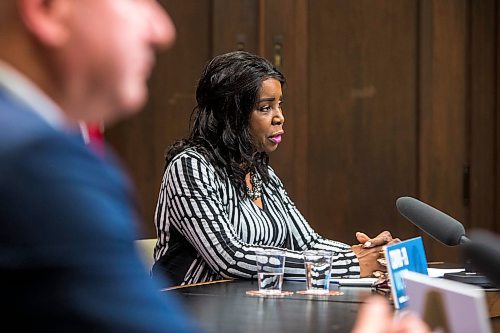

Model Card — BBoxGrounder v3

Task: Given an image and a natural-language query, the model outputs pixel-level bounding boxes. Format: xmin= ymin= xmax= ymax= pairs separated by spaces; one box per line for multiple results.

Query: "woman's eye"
xmin=259 ymin=105 xmax=272 ymax=112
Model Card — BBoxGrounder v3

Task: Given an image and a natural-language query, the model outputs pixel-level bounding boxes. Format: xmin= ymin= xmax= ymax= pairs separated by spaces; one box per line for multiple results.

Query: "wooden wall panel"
xmin=106 ymin=0 xmax=212 ymax=237
xmin=469 ymin=0 xmax=496 ymax=233
xmin=212 ymin=0 xmax=259 ymax=55
xmin=496 ymin=0 xmax=500 ymax=235
xmin=259 ymin=0 xmax=310 ymax=215
xmin=419 ymin=0 xmax=467 ymax=261
xmin=308 ymin=0 xmax=419 ymax=245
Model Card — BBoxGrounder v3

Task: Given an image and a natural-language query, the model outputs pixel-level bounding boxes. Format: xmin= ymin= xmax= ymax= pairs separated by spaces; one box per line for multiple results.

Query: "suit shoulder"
xmin=0 ymin=109 xmax=52 ymax=151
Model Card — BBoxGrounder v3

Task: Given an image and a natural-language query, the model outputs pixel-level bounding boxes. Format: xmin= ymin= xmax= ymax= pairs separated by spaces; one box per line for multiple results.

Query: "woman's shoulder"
xmin=167 ymin=147 xmax=217 ymax=174
xmin=168 ymin=147 xmax=209 ymax=164
xmin=164 ymin=147 xmax=229 ymax=191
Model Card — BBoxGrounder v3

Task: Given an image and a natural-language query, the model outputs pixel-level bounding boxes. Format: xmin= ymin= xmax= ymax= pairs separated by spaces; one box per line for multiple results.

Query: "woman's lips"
xmin=269 ymin=134 xmax=283 ymax=144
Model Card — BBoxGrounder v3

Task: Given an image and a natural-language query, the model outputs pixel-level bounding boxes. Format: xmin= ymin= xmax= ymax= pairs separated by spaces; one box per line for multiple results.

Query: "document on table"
xmin=427 ymin=267 xmax=465 ymax=278
xmin=332 ymin=278 xmax=377 ymax=286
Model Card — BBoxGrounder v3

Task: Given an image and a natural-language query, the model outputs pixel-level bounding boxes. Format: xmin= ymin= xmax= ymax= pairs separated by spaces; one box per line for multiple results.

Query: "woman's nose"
xmin=272 ymin=109 xmax=284 ymax=125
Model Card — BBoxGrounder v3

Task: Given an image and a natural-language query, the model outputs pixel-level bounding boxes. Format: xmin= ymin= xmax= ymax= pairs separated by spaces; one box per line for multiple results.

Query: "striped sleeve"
xmin=268 ymin=168 xmax=361 ymax=278
xmin=161 ymin=151 xmax=307 ymax=279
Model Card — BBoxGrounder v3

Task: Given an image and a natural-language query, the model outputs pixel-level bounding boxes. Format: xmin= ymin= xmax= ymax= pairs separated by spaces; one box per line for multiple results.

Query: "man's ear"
xmin=17 ymin=0 xmax=71 ymax=46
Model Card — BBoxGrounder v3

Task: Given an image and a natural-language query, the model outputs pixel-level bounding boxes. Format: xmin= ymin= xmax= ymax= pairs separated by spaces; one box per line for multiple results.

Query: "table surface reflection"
xmin=167 ymin=279 xmax=376 ymax=333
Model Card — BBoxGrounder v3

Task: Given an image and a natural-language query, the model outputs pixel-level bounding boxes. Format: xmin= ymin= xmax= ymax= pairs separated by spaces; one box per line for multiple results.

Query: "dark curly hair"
xmin=165 ymin=51 xmax=286 ymax=197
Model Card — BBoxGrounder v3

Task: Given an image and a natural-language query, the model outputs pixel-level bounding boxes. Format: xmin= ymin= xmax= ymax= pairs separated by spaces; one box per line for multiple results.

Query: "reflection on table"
xmin=165 ymin=278 xmax=500 ymax=333
xmin=165 ymin=279 xmax=375 ymax=333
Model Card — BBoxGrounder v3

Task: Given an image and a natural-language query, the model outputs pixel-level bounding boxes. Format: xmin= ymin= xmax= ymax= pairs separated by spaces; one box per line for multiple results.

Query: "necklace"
xmin=246 ymin=172 xmax=262 ymax=200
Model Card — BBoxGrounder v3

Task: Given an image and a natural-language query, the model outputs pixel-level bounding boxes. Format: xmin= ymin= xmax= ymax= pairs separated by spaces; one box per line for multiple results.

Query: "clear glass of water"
xmin=255 ymin=249 xmax=286 ymax=295
xmin=303 ymin=250 xmax=334 ymax=294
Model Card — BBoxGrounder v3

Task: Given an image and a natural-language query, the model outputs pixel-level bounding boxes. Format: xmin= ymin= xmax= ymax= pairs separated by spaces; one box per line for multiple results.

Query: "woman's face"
xmin=249 ymin=78 xmax=284 ymax=154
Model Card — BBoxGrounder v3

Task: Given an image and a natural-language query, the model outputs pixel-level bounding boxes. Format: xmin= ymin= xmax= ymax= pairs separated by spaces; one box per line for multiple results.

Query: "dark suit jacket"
xmin=0 ymin=87 xmax=200 ymax=332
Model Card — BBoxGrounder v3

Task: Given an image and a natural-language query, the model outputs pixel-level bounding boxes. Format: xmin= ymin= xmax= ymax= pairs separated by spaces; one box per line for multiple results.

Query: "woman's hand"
xmin=351 ymin=230 xmax=400 ymax=277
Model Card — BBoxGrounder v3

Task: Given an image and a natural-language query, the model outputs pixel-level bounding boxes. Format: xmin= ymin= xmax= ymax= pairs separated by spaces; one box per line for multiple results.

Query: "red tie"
xmin=80 ymin=122 xmax=105 ymax=157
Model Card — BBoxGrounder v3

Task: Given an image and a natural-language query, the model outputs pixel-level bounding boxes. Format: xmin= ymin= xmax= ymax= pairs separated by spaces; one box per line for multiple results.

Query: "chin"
xmin=121 ymin=88 xmax=148 ymax=113
xmin=101 ymin=98 xmax=146 ymax=127
xmin=264 ymin=146 xmax=278 ymax=154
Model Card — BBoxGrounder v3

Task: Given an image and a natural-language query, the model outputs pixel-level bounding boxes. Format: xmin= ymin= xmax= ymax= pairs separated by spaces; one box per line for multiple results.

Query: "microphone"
xmin=396 ymin=196 xmax=493 ymax=288
xmin=462 ymin=230 xmax=500 ymax=288
xmin=395 ymin=196 xmax=469 ymax=246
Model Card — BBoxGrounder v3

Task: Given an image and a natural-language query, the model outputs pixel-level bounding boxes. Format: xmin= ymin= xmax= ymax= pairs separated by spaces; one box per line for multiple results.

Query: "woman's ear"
xmin=17 ymin=0 xmax=72 ymax=47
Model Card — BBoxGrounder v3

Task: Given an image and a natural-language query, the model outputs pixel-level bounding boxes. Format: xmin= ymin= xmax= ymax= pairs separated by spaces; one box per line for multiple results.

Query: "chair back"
xmin=134 ymin=238 xmax=157 ymax=273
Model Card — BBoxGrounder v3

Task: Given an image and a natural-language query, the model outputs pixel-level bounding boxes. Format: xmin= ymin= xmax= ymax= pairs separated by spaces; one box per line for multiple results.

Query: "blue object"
xmin=384 ymin=236 xmax=428 ymax=309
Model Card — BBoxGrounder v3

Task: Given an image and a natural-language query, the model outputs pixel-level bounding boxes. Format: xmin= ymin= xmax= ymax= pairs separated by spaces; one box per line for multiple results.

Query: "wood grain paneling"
xmin=212 ymin=0 xmax=259 ymax=55
xmin=308 ymin=0 xmax=419 ymax=245
xmin=469 ymin=0 xmax=496 ymax=232
xmin=419 ymin=0 xmax=467 ymax=261
xmin=259 ymin=0 xmax=309 ymax=215
xmin=106 ymin=0 xmax=212 ymax=237
xmin=496 ymin=0 xmax=500 ymax=235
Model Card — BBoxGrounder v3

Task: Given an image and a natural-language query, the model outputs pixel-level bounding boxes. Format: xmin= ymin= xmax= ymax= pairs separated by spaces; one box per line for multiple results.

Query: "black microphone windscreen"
xmin=463 ymin=230 xmax=500 ymax=288
xmin=396 ymin=196 xmax=466 ymax=246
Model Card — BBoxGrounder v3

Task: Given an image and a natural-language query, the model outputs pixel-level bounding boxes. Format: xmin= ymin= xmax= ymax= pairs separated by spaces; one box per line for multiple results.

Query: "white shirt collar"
xmin=0 ymin=60 xmax=67 ymax=129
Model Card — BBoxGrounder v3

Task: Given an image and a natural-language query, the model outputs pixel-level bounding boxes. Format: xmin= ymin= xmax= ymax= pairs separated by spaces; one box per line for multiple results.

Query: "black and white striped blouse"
xmin=153 ymin=148 xmax=360 ymax=286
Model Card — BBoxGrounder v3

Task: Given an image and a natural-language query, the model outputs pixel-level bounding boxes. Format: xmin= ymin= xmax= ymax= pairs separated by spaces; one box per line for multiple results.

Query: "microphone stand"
xmin=443 ymin=237 xmax=493 ymax=288
xmin=443 ymin=267 xmax=493 ymax=288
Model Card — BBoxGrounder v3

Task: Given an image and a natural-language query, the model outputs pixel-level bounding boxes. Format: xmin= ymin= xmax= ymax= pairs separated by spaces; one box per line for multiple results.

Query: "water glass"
xmin=303 ymin=250 xmax=334 ymax=294
xmin=255 ymin=249 xmax=286 ymax=295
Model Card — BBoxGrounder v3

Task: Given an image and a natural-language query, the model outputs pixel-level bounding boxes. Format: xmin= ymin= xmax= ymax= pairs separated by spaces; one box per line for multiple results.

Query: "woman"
xmin=153 ymin=51 xmax=395 ymax=286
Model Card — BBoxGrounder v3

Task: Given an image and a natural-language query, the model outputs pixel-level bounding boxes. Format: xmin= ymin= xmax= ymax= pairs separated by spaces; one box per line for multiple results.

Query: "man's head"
xmin=0 ymin=0 xmax=175 ymax=124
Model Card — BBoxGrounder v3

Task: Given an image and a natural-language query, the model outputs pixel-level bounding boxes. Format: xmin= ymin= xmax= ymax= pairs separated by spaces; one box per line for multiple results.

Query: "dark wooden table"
xmin=165 ymin=278 xmax=500 ymax=333
xmin=167 ymin=279 xmax=376 ymax=333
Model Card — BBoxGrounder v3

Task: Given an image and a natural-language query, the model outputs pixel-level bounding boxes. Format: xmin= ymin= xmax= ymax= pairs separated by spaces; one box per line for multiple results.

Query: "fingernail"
xmin=363 ymin=241 xmax=372 ymax=248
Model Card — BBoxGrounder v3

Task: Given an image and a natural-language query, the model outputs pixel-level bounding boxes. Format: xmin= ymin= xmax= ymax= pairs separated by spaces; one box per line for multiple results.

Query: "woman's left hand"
xmin=351 ymin=230 xmax=400 ymax=277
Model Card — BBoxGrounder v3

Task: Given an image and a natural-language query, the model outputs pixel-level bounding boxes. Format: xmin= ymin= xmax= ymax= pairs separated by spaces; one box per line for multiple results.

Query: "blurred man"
xmin=0 ymin=0 xmax=200 ymax=331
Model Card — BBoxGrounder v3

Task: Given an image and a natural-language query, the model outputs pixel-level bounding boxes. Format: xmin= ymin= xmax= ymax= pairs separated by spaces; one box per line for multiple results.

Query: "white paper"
xmin=332 ymin=278 xmax=377 ymax=286
xmin=427 ymin=267 xmax=465 ymax=278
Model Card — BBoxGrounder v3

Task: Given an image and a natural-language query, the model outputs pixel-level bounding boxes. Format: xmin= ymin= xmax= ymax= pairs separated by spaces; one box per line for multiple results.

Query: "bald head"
xmin=0 ymin=0 xmax=176 ymax=125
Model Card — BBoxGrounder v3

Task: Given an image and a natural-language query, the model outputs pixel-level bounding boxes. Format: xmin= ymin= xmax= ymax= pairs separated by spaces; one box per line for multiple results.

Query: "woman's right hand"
xmin=351 ymin=230 xmax=399 ymax=277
